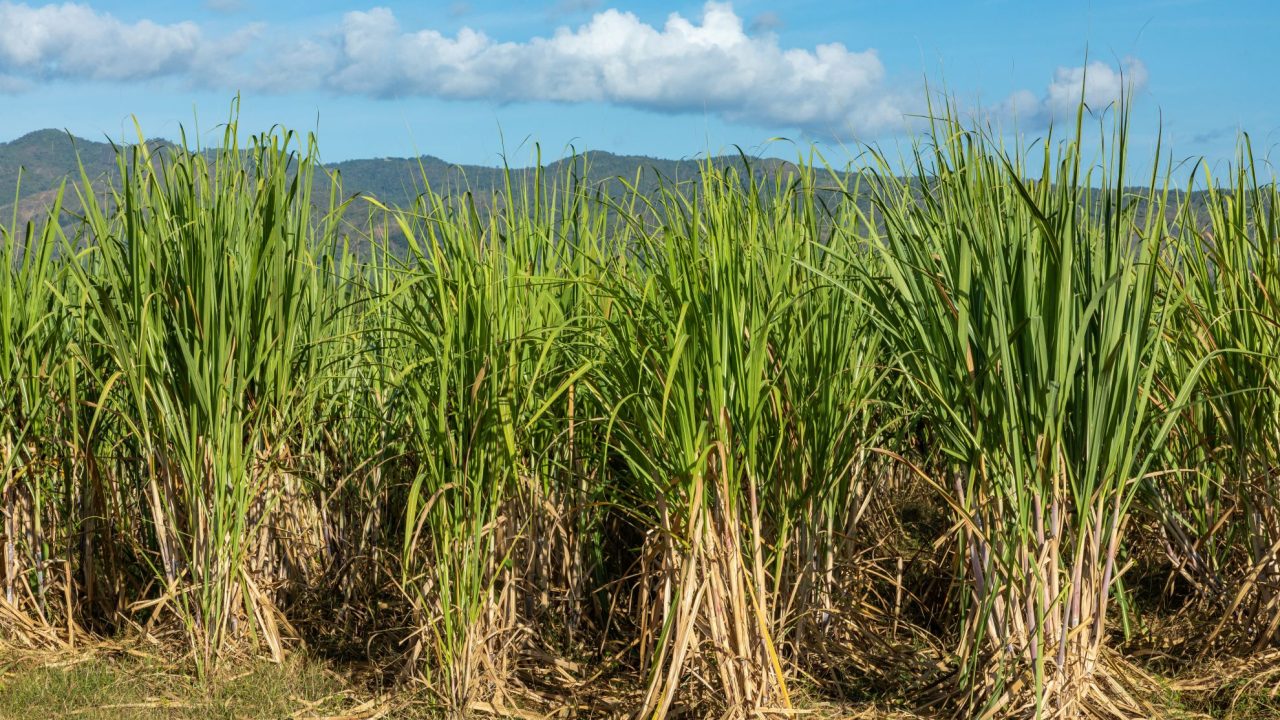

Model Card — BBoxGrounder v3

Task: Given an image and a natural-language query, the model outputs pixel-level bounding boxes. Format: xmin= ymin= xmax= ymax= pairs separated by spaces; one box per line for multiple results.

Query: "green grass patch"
xmin=0 ymin=651 xmax=377 ymax=720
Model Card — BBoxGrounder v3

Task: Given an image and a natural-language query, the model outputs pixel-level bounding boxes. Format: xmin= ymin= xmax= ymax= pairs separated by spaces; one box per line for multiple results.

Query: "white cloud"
xmin=269 ymin=2 xmax=912 ymax=135
xmin=1045 ymin=57 xmax=1148 ymax=116
xmin=0 ymin=1 xmax=915 ymax=136
xmin=1002 ymin=57 xmax=1150 ymax=126
xmin=0 ymin=2 xmax=1159 ymax=139
xmin=0 ymin=2 xmax=204 ymax=81
xmin=1000 ymin=89 xmax=1041 ymax=119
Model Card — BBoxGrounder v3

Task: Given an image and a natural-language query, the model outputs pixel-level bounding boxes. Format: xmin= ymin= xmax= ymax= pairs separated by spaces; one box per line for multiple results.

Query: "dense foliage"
xmin=2 ymin=107 xmax=1279 ymax=719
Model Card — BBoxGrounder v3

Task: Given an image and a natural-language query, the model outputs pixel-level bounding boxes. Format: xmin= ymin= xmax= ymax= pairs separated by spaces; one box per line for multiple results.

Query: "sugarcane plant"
xmin=1162 ymin=139 xmax=1280 ymax=651
xmin=847 ymin=102 xmax=1193 ymax=717
xmin=68 ymin=116 xmax=345 ymax=673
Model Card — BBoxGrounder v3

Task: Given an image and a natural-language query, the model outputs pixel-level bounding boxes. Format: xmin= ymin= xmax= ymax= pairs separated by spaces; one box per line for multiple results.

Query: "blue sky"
xmin=0 ymin=0 xmax=1274 ymax=168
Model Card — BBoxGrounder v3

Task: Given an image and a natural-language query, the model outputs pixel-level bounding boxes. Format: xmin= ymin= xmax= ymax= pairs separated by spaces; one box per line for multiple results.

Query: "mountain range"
xmin=0 ymin=128 xmax=821 ymax=228
xmin=1 ymin=129 xmax=1222 ymax=249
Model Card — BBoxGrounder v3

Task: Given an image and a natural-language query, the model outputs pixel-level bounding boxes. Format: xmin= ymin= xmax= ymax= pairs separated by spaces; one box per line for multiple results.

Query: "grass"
xmin=1 ymin=649 xmax=1276 ymax=720
xmin=0 ymin=651 xmax=361 ymax=720
xmin=5 ymin=96 xmax=1280 ymax=719
xmin=843 ymin=102 xmax=1190 ymax=717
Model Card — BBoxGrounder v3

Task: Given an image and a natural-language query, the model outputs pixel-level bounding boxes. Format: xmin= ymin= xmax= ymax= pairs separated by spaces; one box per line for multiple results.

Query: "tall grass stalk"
xmin=1162 ymin=140 xmax=1280 ymax=650
xmin=0 ymin=179 xmax=71 ymax=641
xmin=382 ymin=158 xmax=600 ymax=712
xmin=69 ymin=118 xmax=344 ymax=672
xmin=848 ymin=105 xmax=1187 ymax=716
xmin=594 ymin=159 xmax=887 ymax=715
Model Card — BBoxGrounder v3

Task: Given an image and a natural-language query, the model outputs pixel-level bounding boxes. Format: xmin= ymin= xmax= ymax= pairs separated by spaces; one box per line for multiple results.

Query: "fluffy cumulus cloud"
xmin=0 ymin=2 xmax=203 ymax=81
xmin=0 ymin=1 xmax=915 ymax=135
xmin=0 ymin=1 xmax=1151 ymax=138
xmin=1003 ymin=57 xmax=1149 ymax=125
xmin=1045 ymin=57 xmax=1148 ymax=116
xmin=273 ymin=2 xmax=912 ymax=135
xmin=0 ymin=1 xmax=264 ymax=84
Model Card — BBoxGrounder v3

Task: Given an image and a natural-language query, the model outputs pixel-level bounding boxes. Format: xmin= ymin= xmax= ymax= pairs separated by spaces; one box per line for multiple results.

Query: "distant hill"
xmin=0 ymin=129 xmax=1226 ymax=249
xmin=0 ymin=129 xmax=121 ymax=202
xmin=0 ymin=129 xmax=826 ymax=224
